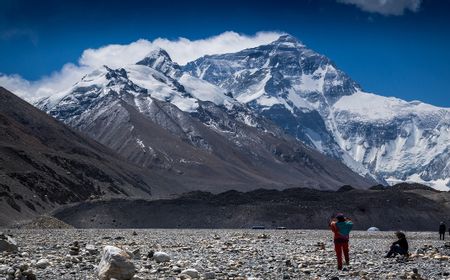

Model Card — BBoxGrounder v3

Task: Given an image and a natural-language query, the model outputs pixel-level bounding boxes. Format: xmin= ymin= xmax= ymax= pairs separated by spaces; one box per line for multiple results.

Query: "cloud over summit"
xmin=0 ymin=31 xmax=281 ymax=102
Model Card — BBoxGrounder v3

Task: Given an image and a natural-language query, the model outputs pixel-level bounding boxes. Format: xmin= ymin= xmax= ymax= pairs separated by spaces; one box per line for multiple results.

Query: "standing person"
xmin=385 ymin=231 xmax=409 ymax=257
xmin=439 ymin=222 xmax=446 ymax=240
xmin=329 ymin=213 xmax=353 ymax=270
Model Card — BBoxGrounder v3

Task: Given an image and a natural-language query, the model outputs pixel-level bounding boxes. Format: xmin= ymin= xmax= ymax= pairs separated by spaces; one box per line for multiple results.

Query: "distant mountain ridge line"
xmin=52 ymin=183 xmax=450 ymax=230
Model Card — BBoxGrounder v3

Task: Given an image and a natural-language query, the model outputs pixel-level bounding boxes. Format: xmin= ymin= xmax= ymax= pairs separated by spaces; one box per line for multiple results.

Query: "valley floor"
xmin=0 ymin=229 xmax=449 ymax=279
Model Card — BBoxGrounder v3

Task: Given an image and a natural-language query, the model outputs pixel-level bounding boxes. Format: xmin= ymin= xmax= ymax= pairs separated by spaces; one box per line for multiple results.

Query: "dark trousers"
xmin=386 ymin=244 xmax=407 ymax=257
xmin=440 ymin=232 xmax=445 ymax=240
xmin=334 ymin=241 xmax=349 ymax=269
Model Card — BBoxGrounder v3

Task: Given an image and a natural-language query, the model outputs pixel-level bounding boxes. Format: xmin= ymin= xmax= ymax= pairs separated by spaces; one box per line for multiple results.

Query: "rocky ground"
xmin=0 ymin=229 xmax=449 ymax=280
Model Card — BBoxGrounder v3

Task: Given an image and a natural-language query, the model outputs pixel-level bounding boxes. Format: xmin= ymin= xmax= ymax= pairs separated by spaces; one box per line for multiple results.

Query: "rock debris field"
xmin=0 ymin=229 xmax=450 ymax=280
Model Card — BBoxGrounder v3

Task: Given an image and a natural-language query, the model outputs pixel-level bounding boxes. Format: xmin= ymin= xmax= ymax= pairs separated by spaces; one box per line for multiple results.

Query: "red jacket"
xmin=330 ymin=220 xmax=353 ymax=242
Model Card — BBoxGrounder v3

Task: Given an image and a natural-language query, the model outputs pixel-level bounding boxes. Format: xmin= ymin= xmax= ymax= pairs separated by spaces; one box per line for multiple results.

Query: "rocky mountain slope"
xmin=184 ymin=34 xmax=450 ymax=190
xmin=0 ymin=87 xmax=179 ymax=225
xmin=36 ymin=49 xmax=373 ymax=192
xmin=53 ymin=183 xmax=450 ymax=231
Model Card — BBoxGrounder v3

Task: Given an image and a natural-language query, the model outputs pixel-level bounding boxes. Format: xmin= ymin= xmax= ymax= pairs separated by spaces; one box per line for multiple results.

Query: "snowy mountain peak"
xmin=184 ymin=34 xmax=360 ymax=112
xmin=271 ymin=34 xmax=305 ymax=47
xmin=76 ymin=65 xmax=147 ymax=95
xmin=137 ymin=48 xmax=180 ymax=76
xmin=104 ymin=67 xmax=128 ymax=81
xmin=147 ymin=47 xmax=172 ymax=60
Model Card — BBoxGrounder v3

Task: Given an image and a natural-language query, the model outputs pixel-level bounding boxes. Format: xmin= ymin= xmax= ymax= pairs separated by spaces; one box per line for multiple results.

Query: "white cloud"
xmin=337 ymin=0 xmax=422 ymax=16
xmin=81 ymin=31 xmax=281 ymax=67
xmin=0 ymin=31 xmax=281 ymax=102
xmin=0 ymin=63 xmax=91 ymax=102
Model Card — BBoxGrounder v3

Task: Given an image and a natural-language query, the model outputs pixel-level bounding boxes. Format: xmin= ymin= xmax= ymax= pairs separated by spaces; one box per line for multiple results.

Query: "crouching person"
xmin=385 ymin=231 xmax=409 ymax=258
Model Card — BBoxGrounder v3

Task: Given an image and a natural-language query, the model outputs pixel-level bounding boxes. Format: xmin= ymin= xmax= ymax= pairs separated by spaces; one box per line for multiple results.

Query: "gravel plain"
xmin=1 ymin=229 xmax=450 ymax=280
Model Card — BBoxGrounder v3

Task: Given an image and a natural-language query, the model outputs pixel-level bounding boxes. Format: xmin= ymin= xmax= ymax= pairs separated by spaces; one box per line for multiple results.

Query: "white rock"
xmin=0 ymin=265 xmax=11 ymax=274
xmin=35 ymin=259 xmax=50 ymax=269
xmin=153 ymin=251 xmax=171 ymax=263
xmin=97 ymin=245 xmax=136 ymax=280
xmin=367 ymin=227 xmax=380 ymax=232
xmin=85 ymin=244 xmax=98 ymax=254
xmin=181 ymin=268 xmax=200 ymax=278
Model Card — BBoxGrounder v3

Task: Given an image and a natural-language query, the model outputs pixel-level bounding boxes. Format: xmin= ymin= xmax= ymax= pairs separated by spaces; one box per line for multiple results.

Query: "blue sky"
xmin=1 ymin=0 xmax=449 ymax=106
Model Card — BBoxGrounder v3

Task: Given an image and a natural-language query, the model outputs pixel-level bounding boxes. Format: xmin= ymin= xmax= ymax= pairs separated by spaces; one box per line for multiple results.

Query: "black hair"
xmin=395 ymin=231 xmax=406 ymax=239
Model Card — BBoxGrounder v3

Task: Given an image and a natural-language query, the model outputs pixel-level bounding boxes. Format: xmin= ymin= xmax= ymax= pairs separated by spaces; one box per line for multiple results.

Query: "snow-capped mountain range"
xmin=36 ymin=34 xmax=450 ymax=191
xmin=184 ymin=34 xmax=450 ymax=190
xmin=36 ymin=44 xmax=372 ymax=193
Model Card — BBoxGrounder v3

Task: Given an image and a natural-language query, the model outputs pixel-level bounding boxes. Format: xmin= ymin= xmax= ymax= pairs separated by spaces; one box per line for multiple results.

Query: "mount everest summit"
xmin=36 ymin=34 xmax=450 ymax=191
xmin=184 ymin=34 xmax=450 ymax=190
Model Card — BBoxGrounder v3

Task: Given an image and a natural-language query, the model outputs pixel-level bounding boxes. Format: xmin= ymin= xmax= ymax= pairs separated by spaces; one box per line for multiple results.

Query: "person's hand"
xmin=328 ymin=218 xmax=336 ymax=226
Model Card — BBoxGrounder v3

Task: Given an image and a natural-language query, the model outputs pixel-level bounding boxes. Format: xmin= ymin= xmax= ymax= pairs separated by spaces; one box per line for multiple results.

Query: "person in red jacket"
xmin=329 ymin=213 xmax=353 ymax=270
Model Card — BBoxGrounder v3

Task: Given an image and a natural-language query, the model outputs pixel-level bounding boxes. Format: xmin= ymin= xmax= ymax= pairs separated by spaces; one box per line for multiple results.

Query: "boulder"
xmin=367 ymin=227 xmax=380 ymax=232
xmin=153 ymin=251 xmax=170 ymax=263
xmin=131 ymin=248 xmax=140 ymax=260
xmin=181 ymin=268 xmax=200 ymax=278
xmin=0 ymin=265 xmax=11 ymax=274
xmin=85 ymin=244 xmax=99 ymax=255
xmin=0 ymin=233 xmax=18 ymax=252
xmin=97 ymin=246 xmax=135 ymax=280
xmin=35 ymin=259 xmax=50 ymax=269
xmin=69 ymin=241 xmax=80 ymax=255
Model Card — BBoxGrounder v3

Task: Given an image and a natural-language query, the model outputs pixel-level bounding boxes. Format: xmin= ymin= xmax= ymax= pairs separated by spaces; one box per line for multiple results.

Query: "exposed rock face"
xmin=97 ymin=246 xmax=135 ymax=280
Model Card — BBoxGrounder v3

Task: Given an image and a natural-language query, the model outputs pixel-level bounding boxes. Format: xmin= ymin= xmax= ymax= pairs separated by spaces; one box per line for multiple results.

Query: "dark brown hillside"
xmin=0 ymin=87 xmax=177 ymax=225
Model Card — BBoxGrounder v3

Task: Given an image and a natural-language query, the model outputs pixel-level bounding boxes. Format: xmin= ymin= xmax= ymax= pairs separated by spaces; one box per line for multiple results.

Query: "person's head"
xmin=335 ymin=213 xmax=345 ymax=222
xmin=395 ymin=231 xmax=406 ymax=239
xmin=441 ymin=221 xmax=444 ymax=225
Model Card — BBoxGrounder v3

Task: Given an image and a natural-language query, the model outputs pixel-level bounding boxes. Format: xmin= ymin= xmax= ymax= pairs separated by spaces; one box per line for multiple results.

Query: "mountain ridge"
xmin=52 ymin=183 xmax=450 ymax=230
